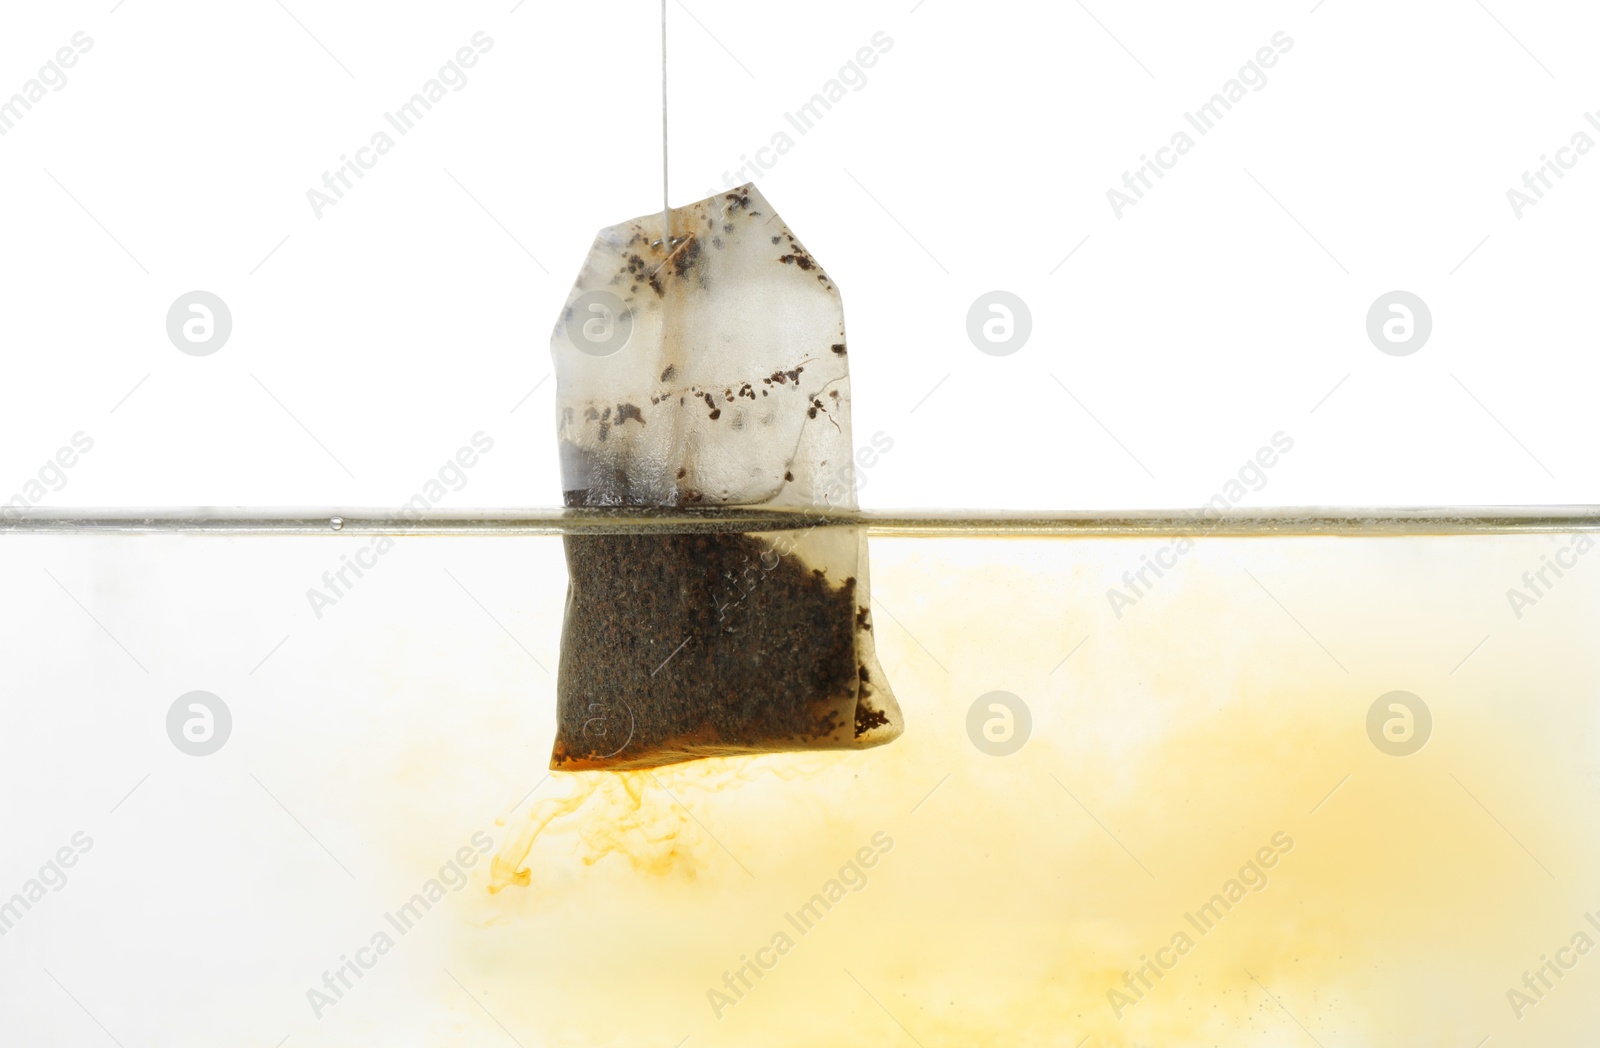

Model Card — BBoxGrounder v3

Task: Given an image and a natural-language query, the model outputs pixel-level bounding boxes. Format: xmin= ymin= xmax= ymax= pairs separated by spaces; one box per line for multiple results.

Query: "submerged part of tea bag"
xmin=548 ymin=183 xmax=901 ymax=771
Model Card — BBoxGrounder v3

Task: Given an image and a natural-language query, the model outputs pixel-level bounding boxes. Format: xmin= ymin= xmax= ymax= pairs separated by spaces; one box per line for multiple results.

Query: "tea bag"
xmin=548 ymin=183 xmax=901 ymax=770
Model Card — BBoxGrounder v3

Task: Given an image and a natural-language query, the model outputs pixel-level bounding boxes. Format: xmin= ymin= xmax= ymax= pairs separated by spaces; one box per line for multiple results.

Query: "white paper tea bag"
xmin=548 ymin=184 xmax=901 ymax=770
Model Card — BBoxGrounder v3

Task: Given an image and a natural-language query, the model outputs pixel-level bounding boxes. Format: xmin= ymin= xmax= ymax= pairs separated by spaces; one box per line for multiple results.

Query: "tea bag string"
xmin=660 ymin=0 xmax=670 ymax=246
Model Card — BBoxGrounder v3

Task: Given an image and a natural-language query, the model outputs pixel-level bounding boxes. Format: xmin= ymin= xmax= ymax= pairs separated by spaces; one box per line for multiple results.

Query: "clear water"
xmin=2 ymin=524 xmax=1597 ymax=1046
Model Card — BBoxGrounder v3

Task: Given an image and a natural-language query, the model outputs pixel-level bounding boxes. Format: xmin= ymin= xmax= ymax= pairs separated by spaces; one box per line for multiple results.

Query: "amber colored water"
xmin=399 ymin=529 xmax=1600 ymax=1048
xmin=8 ymin=517 xmax=1600 ymax=1046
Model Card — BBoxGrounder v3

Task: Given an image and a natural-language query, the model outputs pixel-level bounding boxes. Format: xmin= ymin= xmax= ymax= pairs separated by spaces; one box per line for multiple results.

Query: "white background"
xmin=1 ymin=0 xmax=1593 ymax=515
xmin=4 ymin=5 xmax=1600 ymax=1046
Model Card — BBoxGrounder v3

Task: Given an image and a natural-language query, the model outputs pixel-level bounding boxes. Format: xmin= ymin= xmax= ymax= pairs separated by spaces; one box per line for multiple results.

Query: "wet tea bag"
xmin=548 ymin=183 xmax=901 ymax=770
